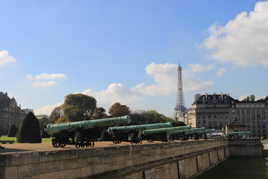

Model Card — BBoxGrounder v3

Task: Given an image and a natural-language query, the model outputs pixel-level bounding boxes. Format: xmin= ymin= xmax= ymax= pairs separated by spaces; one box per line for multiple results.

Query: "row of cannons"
xmin=44 ymin=116 xmax=249 ymax=148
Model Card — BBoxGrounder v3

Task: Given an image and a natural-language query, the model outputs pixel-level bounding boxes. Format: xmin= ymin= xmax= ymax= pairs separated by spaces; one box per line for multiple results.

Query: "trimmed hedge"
xmin=17 ymin=112 xmax=41 ymax=143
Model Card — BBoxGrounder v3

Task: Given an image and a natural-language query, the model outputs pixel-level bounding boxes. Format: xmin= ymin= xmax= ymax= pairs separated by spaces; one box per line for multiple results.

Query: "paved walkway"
xmin=0 ymin=140 xmax=166 ymax=153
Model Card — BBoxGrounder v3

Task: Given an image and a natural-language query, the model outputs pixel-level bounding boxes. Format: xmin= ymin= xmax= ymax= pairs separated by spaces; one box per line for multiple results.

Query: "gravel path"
xmin=0 ymin=141 xmax=164 ymax=153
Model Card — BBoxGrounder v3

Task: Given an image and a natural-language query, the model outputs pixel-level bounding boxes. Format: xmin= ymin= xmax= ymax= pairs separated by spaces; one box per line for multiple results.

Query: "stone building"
xmin=0 ymin=92 xmax=26 ymax=134
xmin=225 ymin=119 xmax=248 ymax=134
xmin=234 ymin=96 xmax=268 ymax=137
xmin=186 ymin=94 xmax=268 ymax=138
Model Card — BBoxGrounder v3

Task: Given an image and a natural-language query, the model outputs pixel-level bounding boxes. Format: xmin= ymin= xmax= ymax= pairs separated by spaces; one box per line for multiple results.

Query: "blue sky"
xmin=1 ymin=0 xmax=268 ymax=117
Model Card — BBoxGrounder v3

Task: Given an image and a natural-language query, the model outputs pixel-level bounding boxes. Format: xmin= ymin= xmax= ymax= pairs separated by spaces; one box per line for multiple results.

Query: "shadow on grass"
xmin=196 ymin=151 xmax=268 ymax=179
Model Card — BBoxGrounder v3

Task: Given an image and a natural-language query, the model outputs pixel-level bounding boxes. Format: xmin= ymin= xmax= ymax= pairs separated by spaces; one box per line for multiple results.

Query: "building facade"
xmin=0 ymin=92 xmax=26 ymax=134
xmin=186 ymin=94 xmax=268 ymax=138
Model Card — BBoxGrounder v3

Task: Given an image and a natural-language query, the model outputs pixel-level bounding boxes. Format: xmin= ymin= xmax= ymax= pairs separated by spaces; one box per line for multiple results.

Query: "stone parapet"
xmin=0 ymin=140 xmax=228 ymax=179
xmin=228 ymin=139 xmax=263 ymax=157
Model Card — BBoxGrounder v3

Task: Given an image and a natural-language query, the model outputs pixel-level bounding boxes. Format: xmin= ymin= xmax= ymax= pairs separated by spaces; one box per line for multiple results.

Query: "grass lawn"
xmin=0 ymin=136 xmax=51 ymax=143
xmin=0 ymin=136 xmax=16 ymax=141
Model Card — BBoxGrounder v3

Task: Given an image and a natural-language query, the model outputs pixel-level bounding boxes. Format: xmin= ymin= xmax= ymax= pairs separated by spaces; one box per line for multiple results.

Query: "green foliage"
xmin=54 ymin=117 xmax=69 ymax=124
xmin=130 ymin=110 xmax=176 ymax=125
xmin=38 ymin=117 xmax=50 ymax=138
xmin=109 ymin=103 xmax=130 ymax=117
xmin=8 ymin=125 xmax=17 ymax=137
xmin=0 ymin=136 xmax=16 ymax=141
xmin=64 ymin=93 xmax=96 ymax=114
xmin=49 ymin=106 xmax=62 ymax=123
xmin=17 ymin=112 xmax=41 ymax=143
xmin=92 ymin=107 xmax=108 ymax=119
xmin=51 ymin=93 xmax=97 ymax=123
xmin=63 ymin=104 xmax=85 ymax=122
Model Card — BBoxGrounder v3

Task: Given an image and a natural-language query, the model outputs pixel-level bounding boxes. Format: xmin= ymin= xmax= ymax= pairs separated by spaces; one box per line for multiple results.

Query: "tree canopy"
xmin=130 ymin=110 xmax=177 ymax=125
xmin=109 ymin=103 xmax=130 ymax=117
xmin=92 ymin=107 xmax=108 ymax=119
xmin=17 ymin=112 xmax=41 ymax=143
xmin=50 ymin=93 xmax=97 ymax=123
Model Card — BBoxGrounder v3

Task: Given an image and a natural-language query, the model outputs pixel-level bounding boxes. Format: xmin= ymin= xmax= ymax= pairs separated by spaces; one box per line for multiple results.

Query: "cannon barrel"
xmin=107 ymin=122 xmax=173 ymax=134
xmin=45 ymin=115 xmax=131 ymax=136
xmin=184 ymin=127 xmax=206 ymax=135
xmin=205 ymin=129 xmax=216 ymax=133
xmin=226 ymin=131 xmax=251 ymax=136
xmin=143 ymin=126 xmax=191 ymax=136
xmin=166 ymin=128 xmax=191 ymax=136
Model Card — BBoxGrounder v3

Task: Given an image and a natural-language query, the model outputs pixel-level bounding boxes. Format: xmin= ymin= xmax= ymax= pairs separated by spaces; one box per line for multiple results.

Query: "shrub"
xmin=17 ymin=112 xmax=41 ymax=143
xmin=109 ymin=103 xmax=130 ymax=117
xmin=8 ymin=125 xmax=17 ymax=137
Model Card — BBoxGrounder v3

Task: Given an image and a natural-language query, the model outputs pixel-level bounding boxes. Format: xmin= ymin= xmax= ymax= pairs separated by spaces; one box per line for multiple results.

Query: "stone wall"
xmin=229 ymin=140 xmax=263 ymax=157
xmin=0 ymin=140 xmax=228 ymax=179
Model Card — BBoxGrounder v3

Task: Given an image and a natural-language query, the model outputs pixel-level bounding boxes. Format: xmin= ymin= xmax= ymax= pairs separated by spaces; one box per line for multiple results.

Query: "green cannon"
xmin=205 ymin=129 xmax=216 ymax=133
xmin=45 ymin=115 xmax=131 ymax=148
xmin=226 ymin=131 xmax=251 ymax=140
xmin=183 ymin=127 xmax=207 ymax=139
xmin=226 ymin=131 xmax=251 ymax=136
xmin=107 ymin=122 xmax=174 ymax=143
xmin=107 ymin=122 xmax=173 ymax=133
xmin=184 ymin=127 xmax=206 ymax=135
xmin=45 ymin=115 xmax=131 ymax=136
xmin=142 ymin=126 xmax=191 ymax=141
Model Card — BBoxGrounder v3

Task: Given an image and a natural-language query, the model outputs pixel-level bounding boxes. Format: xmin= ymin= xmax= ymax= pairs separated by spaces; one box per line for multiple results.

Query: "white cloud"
xmin=189 ymin=64 xmax=214 ymax=72
xmin=216 ymin=68 xmax=226 ymax=77
xmin=36 ymin=63 xmax=213 ymax=115
xmin=27 ymin=73 xmax=66 ymax=80
xmin=83 ymin=83 xmax=141 ymax=110
xmin=134 ymin=63 xmax=213 ymax=96
xmin=0 ymin=50 xmax=16 ymax=67
xmin=32 ymin=81 xmax=57 ymax=88
xmin=203 ymin=1 xmax=268 ymax=67
xmin=27 ymin=73 xmax=66 ymax=88
xmin=34 ymin=103 xmax=61 ymax=115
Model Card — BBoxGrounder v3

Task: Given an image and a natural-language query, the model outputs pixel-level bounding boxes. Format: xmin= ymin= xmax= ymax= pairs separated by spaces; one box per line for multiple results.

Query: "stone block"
xmin=179 ymin=157 xmax=198 ymax=179
xmin=3 ymin=167 xmax=18 ymax=179
xmin=118 ymin=172 xmax=144 ymax=179
xmin=144 ymin=162 xmax=178 ymax=179
xmin=209 ymin=151 xmax=218 ymax=165
xmin=197 ymin=153 xmax=210 ymax=171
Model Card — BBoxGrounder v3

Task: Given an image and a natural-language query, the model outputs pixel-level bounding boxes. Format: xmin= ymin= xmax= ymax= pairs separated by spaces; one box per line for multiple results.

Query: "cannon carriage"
xmin=107 ymin=122 xmax=173 ymax=144
xmin=45 ymin=115 xmax=217 ymax=148
xmin=45 ymin=116 xmax=131 ymax=148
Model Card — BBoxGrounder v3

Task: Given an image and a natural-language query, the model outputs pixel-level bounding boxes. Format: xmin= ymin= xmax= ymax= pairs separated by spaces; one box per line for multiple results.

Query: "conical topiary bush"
xmin=17 ymin=112 xmax=41 ymax=143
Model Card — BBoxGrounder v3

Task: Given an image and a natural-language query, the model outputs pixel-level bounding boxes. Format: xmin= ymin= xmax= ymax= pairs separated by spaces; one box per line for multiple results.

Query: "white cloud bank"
xmin=34 ymin=103 xmax=62 ymax=115
xmin=134 ymin=63 xmax=213 ymax=96
xmin=189 ymin=64 xmax=214 ymax=72
xmin=27 ymin=73 xmax=66 ymax=88
xmin=32 ymin=81 xmax=57 ymax=88
xmin=35 ymin=63 xmax=213 ymax=115
xmin=203 ymin=1 xmax=268 ymax=67
xmin=27 ymin=73 xmax=66 ymax=80
xmin=0 ymin=50 xmax=16 ymax=67
xmin=216 ymin=68 xmax=226 ymax=77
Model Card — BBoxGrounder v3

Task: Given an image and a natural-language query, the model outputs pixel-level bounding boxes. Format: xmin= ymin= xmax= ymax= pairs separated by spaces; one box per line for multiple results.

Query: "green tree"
xmin=130 ymin=110 xmax=178 ymax=125
xmin=50 ymin=93 xmax=97 ymax=123
xmin=17 ymin=112 xmax=41 ymax=143
xmin=49 ymin=106 xmax=62 ymax=123
xmin=8 ymin=124 xmax=17 ymax=137
xmin=38 ymin=117 xmax=50 ymax=138
xmin=92 ymin=107 xmax=108 ymax=119
xmin=109 ymin=103 xmax=130 ymax=117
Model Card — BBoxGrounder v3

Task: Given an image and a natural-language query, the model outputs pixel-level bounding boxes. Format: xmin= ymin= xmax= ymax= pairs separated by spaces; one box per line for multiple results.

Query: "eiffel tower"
xmin=174 ymin=65 xmax=186 ymax=122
